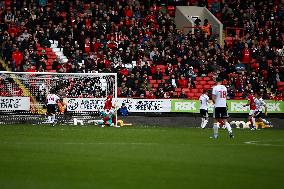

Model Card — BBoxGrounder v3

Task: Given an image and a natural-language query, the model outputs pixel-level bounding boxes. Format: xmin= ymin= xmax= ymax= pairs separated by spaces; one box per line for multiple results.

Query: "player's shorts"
xmin=249 ymin=110 xmax=256 ymax=116
xmin=253 ymin=111 xmax=262 ymax=118
xmin=213 ymin=107 xmax=229 ymax=119
xmin=47 ymin=104 xmax=56 ymax=114
xmin=200 ymin=109 xmax=208 ymax=118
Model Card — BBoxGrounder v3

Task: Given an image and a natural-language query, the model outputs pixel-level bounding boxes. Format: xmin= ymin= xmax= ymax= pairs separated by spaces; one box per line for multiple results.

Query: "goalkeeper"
xmin=96 ymin=109 xmax=115 ymax=127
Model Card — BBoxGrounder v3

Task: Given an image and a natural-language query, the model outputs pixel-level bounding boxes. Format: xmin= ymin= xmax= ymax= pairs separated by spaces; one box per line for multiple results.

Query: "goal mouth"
xmin=0 ymin=71 xmax=118 ymax=125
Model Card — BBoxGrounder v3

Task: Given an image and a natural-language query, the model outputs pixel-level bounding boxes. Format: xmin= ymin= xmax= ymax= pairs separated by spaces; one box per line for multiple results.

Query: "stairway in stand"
xmin=0 ymin=58 xmax=46 ymax=114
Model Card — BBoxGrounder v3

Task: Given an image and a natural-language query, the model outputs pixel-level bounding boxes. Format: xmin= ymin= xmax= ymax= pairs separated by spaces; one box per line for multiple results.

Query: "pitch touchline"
xmin=0 ymin=142 xmax=160 ymax=145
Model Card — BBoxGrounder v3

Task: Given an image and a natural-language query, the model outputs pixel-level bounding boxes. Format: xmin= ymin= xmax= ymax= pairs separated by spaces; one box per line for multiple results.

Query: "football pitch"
xmin=0 ymin=125 xmax=284 ymax=189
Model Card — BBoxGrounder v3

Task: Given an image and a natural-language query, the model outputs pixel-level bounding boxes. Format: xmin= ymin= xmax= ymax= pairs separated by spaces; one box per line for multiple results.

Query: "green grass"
xmin=0 ymin=125 xmax=284 ymax=189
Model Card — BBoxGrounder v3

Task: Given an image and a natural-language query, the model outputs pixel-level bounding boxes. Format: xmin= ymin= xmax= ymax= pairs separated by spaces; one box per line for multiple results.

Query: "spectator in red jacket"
xmin=242 ymin=43 xmax=251 ymax=64
xmin=178 ymin=75 xmax=188 ymax=88
xmin=12 ymin=48 xmax=23 ymax=70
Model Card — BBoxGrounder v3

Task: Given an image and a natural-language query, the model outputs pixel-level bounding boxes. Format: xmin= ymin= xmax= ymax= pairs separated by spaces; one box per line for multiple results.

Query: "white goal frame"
xmin=0 ymin=71 xmax=118 ymax=126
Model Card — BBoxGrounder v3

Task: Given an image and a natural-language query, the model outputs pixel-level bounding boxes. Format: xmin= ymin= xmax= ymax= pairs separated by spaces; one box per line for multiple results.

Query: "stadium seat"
xmin=187 ymin=92 xmax=194 ymax=98
xmin=175 ymin=88 xmax=182 ymax=92
xmin=163 ymin=76 xmax=169 ymax=80
xmin=207 ymin=81 xmax=215 ymax=85
xmin=199 ymin=81 xmax=207 ymax=85
xmin=196 ymin=85 xmax=203 ymax=89
xmin=150 ymin=80 xmax=156 ymax=84
xmin=236 ymin=93 xmax=243 ymax=97
xmin=203 ymin=77 xmax=211 ymax=81
xmin=191 ymin=89 xmax=199 ymax=93
xmin=182 ymin=88 xmax=190 ymax=92
xmin=196 ymin=77 xmax=202 ymax=81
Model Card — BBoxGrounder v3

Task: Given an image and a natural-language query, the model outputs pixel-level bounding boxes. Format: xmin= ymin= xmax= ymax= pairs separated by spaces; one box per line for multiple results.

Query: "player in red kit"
xmin=104 ymin=95 xmax=117 ymax=126
xmin=104 ymin=95 xmax=113 ymax=110
xmin=243 ymin=91 xmax=256 ymax=130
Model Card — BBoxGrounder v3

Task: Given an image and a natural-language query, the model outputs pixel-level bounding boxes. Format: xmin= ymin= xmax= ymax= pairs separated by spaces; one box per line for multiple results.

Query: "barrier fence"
xmin=1 ymin=97 xmax=283 ymax=113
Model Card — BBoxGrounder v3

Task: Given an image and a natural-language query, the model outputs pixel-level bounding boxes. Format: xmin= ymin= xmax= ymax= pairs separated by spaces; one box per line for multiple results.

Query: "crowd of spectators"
xmin=0 ymin=0 xmax=283 ymax=100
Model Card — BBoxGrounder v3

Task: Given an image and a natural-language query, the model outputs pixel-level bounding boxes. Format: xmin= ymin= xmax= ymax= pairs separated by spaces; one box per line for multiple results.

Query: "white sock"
xmin=251 ymin=117 xmax=256 ymax=127
xmin=225 ymin=122 xmax=232 ymax=133
xmin=48 ymin=116 xmax=51 ymax=122
xmin=203 ymin=119 xmax=208 ymax=128
xmin=201 ymin=118 xmax=204 ymax=128
xmin=262 ymin=118 xmax=269 ymax=125
xmin=52 ymin=114 xmax=55 ymax=122
xmin=213 ymin=123 xmax=218 ymax=138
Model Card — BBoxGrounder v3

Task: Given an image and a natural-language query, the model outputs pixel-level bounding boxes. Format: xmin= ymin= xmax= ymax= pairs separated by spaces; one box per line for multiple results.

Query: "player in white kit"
xmin=46 ymin=89 xmax=60 ymax=126
xmin=199 ymin=89 xmax=210 ymax=129
xmin=253 ymin=92 xmax=272 ymax=129
xmin=211 ymin=77 xmax=234 ymax=139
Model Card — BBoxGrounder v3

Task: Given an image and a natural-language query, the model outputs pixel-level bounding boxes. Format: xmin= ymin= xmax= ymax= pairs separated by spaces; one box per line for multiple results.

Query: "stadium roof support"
xmin=175 ymin=6 xmax=223 ymax=46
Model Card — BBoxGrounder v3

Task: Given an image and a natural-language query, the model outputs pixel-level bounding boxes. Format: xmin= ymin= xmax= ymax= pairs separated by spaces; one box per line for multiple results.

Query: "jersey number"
xmin=219 ymin=91 xmax=226 ymax=98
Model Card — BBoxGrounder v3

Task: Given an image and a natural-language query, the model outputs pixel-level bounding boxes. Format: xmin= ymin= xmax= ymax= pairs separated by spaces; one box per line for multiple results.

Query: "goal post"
xmin=0 ymin=71 xmax=118 ymax=125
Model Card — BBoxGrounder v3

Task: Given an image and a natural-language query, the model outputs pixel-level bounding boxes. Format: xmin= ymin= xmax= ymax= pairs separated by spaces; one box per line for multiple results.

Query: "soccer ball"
xmin=235 ymin=121 xmax=240 ymax=128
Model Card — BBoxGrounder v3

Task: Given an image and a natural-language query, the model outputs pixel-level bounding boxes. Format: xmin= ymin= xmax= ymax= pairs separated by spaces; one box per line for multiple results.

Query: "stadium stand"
xmin=0 ymin=0 xmax=283 ymax=100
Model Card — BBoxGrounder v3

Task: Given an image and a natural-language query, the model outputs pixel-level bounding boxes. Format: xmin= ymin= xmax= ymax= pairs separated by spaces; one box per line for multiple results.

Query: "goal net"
xmin=0 ymin=71 xmax=117 ymax=125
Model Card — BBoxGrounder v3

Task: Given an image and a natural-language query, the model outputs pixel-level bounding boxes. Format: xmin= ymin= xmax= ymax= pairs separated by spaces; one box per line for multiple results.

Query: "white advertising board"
xmin=0 ymin=97 xmax=30 ymax=110
xmin=64 ymin=98 xmax=172 ymax=112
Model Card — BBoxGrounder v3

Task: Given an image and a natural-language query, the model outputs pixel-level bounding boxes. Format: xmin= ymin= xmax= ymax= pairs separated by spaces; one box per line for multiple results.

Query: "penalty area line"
xmin=244 ymin=140 xmax=284 ymax=147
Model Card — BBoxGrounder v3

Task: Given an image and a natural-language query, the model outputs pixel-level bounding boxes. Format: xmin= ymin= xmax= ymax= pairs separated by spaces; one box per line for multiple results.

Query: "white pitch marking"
xmin=0 ymin=141 xmax=160 ymax=145
xmin=244 ymin=140 xmax=284 ymax=147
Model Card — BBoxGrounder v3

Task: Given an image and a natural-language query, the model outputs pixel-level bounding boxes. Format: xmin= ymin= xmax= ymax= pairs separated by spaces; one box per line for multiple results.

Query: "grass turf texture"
xmin=0 ymin=125 xmax=284 ymax=189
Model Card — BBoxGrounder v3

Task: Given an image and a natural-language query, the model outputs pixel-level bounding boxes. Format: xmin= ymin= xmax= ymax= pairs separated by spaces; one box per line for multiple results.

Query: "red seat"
xmin=199 ymin=81 xmax=207 ymax=85
xmin=191 ymin=89 xmax=198 ymax=93
xmin=199 ymin=89 xmax=204 ymax=93
xmin=236 ymin=93 xmax=243 ymax=97
xmin=207 ymin=81 xmax=215 ymax=85
xmin=203 ymin=77 xmax=211 ymax=81
xmin=196 ymin=85 xmax=203 ymax=89
xmin=150 ymin=80 xmax=156 ymax=84
xmin=196 ymin=92 xmax=202 ymax=97
xmin=175 ymin=88 xmax=182 ymax=92
xmin=196 ymin=77 xmax=202 ymax=81
xmin=187 ymin=92 xmax=194 ymax=98
xmin=46 ymin=65 xmax=52 ymax=70
xmin=182 ymin=88 xmax=190 ymax=92
xmin=204 ymin=85 xmax=211 ymax=89
xmin=163 ymin=76 xmax=169 ymax=80
xmin=277 ymin=82 xmax=284 ymax=86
